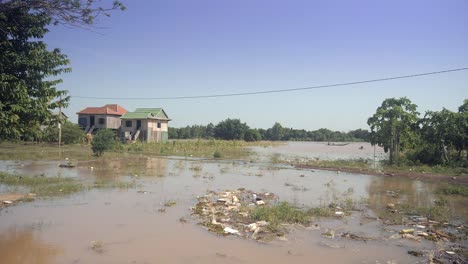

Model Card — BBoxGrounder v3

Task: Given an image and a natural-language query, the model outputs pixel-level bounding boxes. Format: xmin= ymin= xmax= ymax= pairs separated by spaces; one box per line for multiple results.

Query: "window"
xmin=125 ymin=121 xmax=132 ymax=127
xmin=98 ymin=118 xmax=105 ymax=125
xmin=78 ymin=117 xmax=87 ymax=127
xmin=157 ymin=122 xmax=161 ymax=128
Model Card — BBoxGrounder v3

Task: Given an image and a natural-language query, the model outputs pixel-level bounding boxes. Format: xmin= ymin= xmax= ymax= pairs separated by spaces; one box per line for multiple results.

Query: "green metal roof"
xmin=120 ymin=108 xmax=170 ymax=120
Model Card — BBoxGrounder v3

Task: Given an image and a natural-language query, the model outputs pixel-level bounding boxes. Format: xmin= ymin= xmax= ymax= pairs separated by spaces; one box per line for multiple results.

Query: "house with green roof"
xmin=119 ymin=108 xmax=170 ymax=142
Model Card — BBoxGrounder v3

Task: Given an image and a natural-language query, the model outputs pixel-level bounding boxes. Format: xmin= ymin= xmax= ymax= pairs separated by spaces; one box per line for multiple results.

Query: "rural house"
xmin=76 ymin=104 xmax=128 ymax=134
xmin=120 ymin=108 xmax=170 ymax=142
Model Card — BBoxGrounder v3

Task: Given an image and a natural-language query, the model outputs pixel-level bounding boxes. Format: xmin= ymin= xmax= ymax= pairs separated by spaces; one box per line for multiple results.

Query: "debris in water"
xmin=224 ymin=227 xmax=239 ymax=235
xmin=407 ymin=250 xmax=423 ymax=257
xmin=335 ymin=211 xmax=344 ymax=217
xmin=90 ymin=240 xmax=104 ymax=253
xmin=399 ymin=229 xmax=414 ymax=234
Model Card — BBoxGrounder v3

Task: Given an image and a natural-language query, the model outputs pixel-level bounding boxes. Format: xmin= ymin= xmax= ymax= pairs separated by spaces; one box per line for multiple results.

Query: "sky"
xmin=44 ymin=0 xmax=468 ymax=131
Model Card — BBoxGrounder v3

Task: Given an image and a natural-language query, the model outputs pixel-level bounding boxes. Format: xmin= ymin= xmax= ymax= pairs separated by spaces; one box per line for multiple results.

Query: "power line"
xmin=71 ymin=67 xmax=468 ymax=100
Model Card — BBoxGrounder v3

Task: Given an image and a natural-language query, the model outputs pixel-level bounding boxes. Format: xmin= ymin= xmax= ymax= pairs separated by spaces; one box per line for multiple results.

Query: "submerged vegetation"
xmin=436 ymin=184 xmax=468 ymax=196
xmin=0 ymin=172 xmax=84 ymax=196
xmin=0 ymin=171 xmax=138 ymax=199
xmin=121 ymin=139 xmax=275 ymax=159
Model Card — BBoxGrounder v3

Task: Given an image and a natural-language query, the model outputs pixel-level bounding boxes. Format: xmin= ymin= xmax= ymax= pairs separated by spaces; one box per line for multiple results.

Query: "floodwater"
xmin=250 ymin=142 xmax=387 ymax=162
xmin=0 ymin=143 xmax=466 ymax=264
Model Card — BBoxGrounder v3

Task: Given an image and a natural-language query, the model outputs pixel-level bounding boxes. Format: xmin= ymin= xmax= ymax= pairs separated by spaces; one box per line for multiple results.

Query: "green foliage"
xmin=214 ymin=118 xmax=250 ymax=140
xmin=42 ymin=121 xmax=86 ymax=144
xmin=347 ymin=129 xmax=371 ymax=142
xmin=213 ymin=150 xmax=222 ymax=158
xmin=0 ymin=1 xmax=125 ymax=141
xmin=91 ymin=129 xmax=116 ymax=156
xmin=436 ymin=184 xmax=468 ymax=196
xmin=0 ymin=6 xmax=70 ymax=140
xmin=169 ymin=121 xmax=365 ymax=142
xmin=268 ymin=122 xmax=284 ymax=141
xmin=368 ymin=97 xmax=419 ymax=164
xmin=251 ymin=202 xmax=312 ymax=230
xmin=0 ymin=0 xmax=125 ymax=27
xmin=244 ymin=128 xmax=262 ymax=142
xmin=0 ymin=172 xmax=83 ymax=196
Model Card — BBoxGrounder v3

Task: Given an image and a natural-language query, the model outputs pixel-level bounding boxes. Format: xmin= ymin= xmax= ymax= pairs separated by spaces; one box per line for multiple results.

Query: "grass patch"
xmin=0 ymin=172 xmax=84 ymax=196
xmin=164 ymin=200 xmax=177 ymax=207
xmin=92 ymin=180 xmax=137 ymax=189
xmin=380 ymin=198 xmax=451 ymax=224
xmin=0 ymin=142 xmax=94 ymax=161
xmin=122 ymin=139 xmax=275 ymax=159
xmin=251 ymin=202 xmax=313 ymax=231
xmin=436 ymin=184 xmax=468 ymax=196
xmin=383 ymin=164 xmax=468 ymax=176
xmin=279 ymin=157 xmax=372 ymax=169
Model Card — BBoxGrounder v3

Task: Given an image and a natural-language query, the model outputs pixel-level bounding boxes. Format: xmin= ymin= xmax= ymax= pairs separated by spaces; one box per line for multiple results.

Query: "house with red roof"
xmin=76 ymin=104 xmax=128 ymax=134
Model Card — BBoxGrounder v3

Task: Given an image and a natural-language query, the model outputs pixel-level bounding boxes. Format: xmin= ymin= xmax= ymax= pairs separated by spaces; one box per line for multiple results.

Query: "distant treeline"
xmin=168 ymin=119 xmax=370 ymax=142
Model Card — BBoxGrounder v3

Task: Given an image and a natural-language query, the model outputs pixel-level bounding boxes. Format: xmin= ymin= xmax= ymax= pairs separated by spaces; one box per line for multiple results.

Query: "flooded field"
xmin=250 ymin=142 xmax=387 ymax=162
xmin=0 ymin=143 xmax=466 ymax=263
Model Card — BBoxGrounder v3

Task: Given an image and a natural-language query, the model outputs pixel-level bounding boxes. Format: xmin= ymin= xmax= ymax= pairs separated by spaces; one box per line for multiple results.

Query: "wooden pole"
xmin=58 ymin=96 xmax=62 ymax=157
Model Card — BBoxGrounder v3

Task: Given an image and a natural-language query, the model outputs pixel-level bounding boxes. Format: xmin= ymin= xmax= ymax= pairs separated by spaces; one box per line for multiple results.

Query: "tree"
xmin=267 ymin=122 xmax=284 ymax=141
xmin=0 ymin=1 xmax=124 ymax=141
xmin=0 ymin=0 xmax=125 ymax=26
xmin=348 ymin=129 xmax=370 ymax=142
xmin=0 ymin=6 xmax=71 ymax=140
xmin=91 ymin=129 xmax=116 ymax=156
xmin=244 ymin=129 xmax=262 ymax=142
xmin=214 ymin=118 xmax=249 ymax=140
xmin=367 ymin=97 xmax=419 ymax=164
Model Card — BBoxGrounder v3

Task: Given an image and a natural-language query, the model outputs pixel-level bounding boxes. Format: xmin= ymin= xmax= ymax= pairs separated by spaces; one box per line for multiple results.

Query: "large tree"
xmin=0 ymin=0 xmax=124 ymax=140
xmin=367 ymin=97 xmax=419 ymax=164
xmin=214 ymin=118 xmax=249 ymax=140
xmin=0 ymin=6 xmax=71 ymax=140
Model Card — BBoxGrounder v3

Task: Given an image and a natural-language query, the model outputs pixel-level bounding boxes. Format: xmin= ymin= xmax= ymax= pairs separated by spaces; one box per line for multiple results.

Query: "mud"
xmin=0 ymin=143 xmax=467 ymax=263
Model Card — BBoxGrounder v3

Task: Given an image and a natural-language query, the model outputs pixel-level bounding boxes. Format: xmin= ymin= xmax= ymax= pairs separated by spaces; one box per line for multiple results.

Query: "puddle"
xmin=0 ymin=143 xmax=466 ymax=263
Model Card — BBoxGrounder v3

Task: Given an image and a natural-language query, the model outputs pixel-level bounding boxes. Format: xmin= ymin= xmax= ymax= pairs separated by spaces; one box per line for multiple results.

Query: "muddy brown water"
xmin=0 ymin=144 xmax=466 ymax=263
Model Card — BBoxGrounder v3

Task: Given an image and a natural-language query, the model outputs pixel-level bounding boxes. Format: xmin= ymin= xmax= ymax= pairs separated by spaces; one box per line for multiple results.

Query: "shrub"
xmin=213 ymin=150 xmax=222 ymax=158
xmin=91 ymin=129 xmax=116 ymax=156
xmin=43 ymin=121 xmax=86 ymax=144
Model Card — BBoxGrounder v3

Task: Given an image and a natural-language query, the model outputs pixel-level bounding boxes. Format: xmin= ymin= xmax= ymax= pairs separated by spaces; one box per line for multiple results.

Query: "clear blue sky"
xmin=44 ymin=0 xmax=468 ymax=131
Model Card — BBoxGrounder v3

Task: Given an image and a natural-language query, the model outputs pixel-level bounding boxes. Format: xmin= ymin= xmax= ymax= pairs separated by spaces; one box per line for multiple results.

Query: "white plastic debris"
xmin=255 ymin=200 xmax=265 ymax=205
xmin=335 ymin=211 xmax=344 ymax=217
xmin=224 ymin=227 xmax=239 ymax=235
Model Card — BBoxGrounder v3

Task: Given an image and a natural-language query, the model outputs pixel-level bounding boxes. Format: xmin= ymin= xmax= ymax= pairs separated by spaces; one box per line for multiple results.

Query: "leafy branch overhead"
xmin=0 ymin=0 xmax=125 ymax=140
xmin=0 ymin=0 xmax=125 ymax=26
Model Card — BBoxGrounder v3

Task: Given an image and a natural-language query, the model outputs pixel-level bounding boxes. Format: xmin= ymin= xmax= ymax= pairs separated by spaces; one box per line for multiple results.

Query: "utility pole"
xmin=58 ymin=95 xmax=62 ymax=158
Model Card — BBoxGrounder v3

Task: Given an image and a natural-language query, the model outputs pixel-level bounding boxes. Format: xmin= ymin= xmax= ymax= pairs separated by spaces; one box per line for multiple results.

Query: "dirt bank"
xmin=295 ymin=164 xmax=468 ymax=185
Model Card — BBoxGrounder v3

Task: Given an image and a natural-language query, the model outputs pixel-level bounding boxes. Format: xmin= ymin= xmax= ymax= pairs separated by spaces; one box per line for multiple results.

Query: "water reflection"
xmin=0 ymin=227 xmax=62 ymax=264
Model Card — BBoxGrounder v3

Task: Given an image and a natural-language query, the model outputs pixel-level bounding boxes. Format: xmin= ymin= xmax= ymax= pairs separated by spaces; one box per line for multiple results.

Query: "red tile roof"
xmin=77 ymin=104 xmax=128 ymax=116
